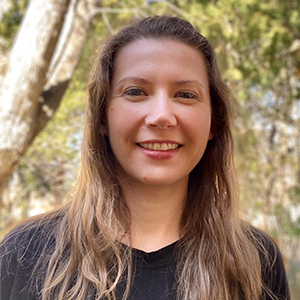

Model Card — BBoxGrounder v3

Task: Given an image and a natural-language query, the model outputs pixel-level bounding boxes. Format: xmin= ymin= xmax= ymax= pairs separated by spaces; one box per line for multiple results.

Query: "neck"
xmin=120 ymin=179 xmax=188 ymax=252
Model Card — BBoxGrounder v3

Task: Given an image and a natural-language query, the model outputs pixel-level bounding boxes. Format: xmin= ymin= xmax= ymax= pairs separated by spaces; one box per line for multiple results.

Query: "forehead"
xmin=115 ymin=38 xmax=205 ymax=63
xmin=111 ymin=38 xmax=209 ymax=87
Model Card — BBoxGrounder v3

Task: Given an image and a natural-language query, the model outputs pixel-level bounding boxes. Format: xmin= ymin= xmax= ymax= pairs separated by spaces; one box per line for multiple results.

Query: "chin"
xmin=138 ymin=174 xmax=188 ymax=187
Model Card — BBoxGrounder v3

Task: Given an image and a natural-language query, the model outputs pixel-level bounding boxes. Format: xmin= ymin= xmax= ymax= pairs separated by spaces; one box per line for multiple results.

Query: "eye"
xmin=176 ymin=92 xmax=198 ymax=99
xmin=175 ymin=91 xmax=199 ymax=104
xmin=123 ymin=88 xmax=147 ymax=97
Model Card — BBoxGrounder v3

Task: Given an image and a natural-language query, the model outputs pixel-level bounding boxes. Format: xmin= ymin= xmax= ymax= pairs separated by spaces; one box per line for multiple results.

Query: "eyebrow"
xmin=117 ymin=77 xmax=151 ymax=85
xmin=117 ymin=77 xmax=205 ymax=89
xmin=175 ymin=80 xmax=205 ymax=89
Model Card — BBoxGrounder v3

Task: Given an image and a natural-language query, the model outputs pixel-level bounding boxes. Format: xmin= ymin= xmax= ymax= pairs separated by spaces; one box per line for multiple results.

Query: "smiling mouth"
xmin=138 ymin=143 xmax=181 ymax=151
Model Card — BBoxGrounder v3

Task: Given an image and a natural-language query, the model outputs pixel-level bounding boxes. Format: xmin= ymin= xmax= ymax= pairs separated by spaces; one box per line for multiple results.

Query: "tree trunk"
xmin=0 ymin=0 xmax=98 ymax=205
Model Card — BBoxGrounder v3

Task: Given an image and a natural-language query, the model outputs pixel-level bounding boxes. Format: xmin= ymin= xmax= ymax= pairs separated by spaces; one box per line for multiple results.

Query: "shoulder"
xmin=0 ymin=212 xmax=61 ymax=257
xmin=243 ymin=223 xmax=290 ymax=300
xmin=0 ymin=212 xmax=63 ymax=299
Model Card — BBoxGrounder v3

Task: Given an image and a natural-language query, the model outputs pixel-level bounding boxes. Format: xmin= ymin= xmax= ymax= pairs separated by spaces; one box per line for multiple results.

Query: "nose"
xmin=145 ymin=93 xmax=177 ymax=129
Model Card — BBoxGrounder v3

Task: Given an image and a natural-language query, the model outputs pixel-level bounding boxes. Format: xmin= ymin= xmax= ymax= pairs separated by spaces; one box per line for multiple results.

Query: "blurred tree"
xmin=0 ymin=0 xmax=99 ymax=204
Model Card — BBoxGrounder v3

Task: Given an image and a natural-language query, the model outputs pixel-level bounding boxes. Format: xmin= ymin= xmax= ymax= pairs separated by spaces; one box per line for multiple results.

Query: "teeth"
xmin=140 ymin=143 xmax=179 ymax=151
xmin=153 ymin=143 xmax=161 ymax=150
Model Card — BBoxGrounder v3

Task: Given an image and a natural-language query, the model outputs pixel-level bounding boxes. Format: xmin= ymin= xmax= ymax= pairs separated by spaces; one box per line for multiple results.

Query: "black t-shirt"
xmin=116 ymin=242 xmax=177 ymax=300
xmin=0 ymin=221 xmax=290 ymax=300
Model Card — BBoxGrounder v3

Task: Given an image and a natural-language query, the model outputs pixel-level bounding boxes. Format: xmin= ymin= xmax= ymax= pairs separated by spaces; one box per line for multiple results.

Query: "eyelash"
xmin=123 ymin=88 xmax=199 ymax=101
xmin=176 ymin=92 xmax=198 ymax=99
xmin=123 ymin=88 xmax=147 ymax=96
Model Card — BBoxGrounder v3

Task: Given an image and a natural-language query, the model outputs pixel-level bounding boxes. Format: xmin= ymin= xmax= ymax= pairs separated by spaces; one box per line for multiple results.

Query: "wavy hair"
xmin=10 ymin=16 xmax=276 ymax=300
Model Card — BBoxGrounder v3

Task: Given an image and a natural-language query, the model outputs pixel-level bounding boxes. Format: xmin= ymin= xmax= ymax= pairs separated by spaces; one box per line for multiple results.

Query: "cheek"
xmin=107 ymin=102 xmax=145 ymax=136
xmin=106 ymin=105 xmax=122 ymax=135
xmin=106 ymin=107 xmax=133 ymax=148
xmin=185 ymin=113 xmax=212 ymax=139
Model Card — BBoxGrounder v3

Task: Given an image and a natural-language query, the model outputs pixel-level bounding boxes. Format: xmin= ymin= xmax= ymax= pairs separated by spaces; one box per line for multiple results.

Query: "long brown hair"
xmin=5 ymin=16 xmax=276 ymax=300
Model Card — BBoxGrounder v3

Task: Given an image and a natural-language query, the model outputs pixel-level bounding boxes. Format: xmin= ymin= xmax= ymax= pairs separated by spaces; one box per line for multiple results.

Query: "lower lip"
xmin=138 ymin=146 xmax=179 ymax=160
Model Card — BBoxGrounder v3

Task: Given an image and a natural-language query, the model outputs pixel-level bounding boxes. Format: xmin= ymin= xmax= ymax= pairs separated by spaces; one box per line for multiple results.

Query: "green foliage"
xmin=273 ymin=203 xmax=300 ymax=237
xmin=21 ymin=85 xmax=86 ymax=197
xmin=288 ymin=187 xmax=300 ymax=205
xmin=0 ymin=0 xmax=28 ymax=51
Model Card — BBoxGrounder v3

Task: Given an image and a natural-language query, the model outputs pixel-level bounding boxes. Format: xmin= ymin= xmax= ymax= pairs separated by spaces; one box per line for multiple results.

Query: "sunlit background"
xmin=0 ymin=0 xmax=299 ymax=298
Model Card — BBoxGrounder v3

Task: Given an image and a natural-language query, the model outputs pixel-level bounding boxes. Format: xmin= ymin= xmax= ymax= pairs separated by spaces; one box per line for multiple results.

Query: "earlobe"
xmin=208 ymin=131 xmax=214 ymax=141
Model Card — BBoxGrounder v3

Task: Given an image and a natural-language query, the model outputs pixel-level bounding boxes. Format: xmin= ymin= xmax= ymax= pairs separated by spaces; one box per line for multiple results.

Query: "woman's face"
xmin=105 ymin=39 xmax=213 ymax=189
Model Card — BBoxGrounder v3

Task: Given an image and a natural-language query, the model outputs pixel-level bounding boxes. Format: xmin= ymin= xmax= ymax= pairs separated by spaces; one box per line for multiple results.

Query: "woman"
xmin=0 ymin=16 xmax=290 ymax=300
